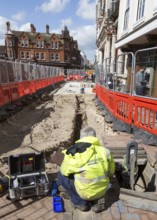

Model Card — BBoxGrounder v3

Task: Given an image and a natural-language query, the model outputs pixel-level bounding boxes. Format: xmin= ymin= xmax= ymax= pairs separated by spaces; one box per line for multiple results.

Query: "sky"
xmin=0 ymin=0 xmax=96 ymax=62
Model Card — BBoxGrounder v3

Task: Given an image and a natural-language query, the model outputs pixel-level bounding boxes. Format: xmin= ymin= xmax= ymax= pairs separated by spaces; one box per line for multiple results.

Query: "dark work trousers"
xmin=57 ymin=172 xmax=90 ymax=206
xmin=136 ymin=85 xmax=143 ymax=95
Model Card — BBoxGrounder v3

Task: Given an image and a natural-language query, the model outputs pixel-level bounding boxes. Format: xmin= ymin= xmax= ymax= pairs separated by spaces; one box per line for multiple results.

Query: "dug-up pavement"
xmin=0 ymin=81 xmax=157 ymax=220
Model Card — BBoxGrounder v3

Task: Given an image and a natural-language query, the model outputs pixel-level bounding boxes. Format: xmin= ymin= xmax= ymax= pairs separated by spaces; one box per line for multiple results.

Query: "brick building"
xmin=5 ymin=22 xmax=82 ymax=69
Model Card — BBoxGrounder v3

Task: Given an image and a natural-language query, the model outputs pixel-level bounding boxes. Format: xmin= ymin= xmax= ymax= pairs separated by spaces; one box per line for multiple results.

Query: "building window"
xmin=52 ymin=42 xmax=54 ymax=48
xmin=36 ymin=53 xmax=39 ymax=60
xmin=21 ymin=52 xmax=24 ymax=59
xmin=154 ymin=0 xmax=157 ymax=10
xmin=65 ymin=53 xmax=69 ymax=61
xmin=26 ymin=52 xmax=30 ymax=59
xmin=137 ymin=0 xmax=145 ymax=21
xmin=21 ymin=40 xmax=29 ymax=47
xmin=50 ymin=53 xmax=54 ymax=60
xmin=37 ymin=41 xmax=44 ymax=48
xmin=41 ymin=53 xmax=44 ymax=60
xmin=55 ymin=53 xmax=59 ymax=60
xmin=55 ymin=42 xmax=58 ymax=49
xmin=25 ymin=40 xmax=28 ymax=47
xmin=123 ymin=0 xmax=130 ymax=31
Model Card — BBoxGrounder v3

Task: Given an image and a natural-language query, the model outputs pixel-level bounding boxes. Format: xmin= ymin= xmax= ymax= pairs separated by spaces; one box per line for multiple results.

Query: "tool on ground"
xmin=53 ymin=195 xmax=64 ymax=212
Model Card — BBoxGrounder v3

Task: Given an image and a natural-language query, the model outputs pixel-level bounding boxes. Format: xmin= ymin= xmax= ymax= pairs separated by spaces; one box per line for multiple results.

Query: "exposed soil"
xmin=0 ymin=83 xmax=117 ymax=176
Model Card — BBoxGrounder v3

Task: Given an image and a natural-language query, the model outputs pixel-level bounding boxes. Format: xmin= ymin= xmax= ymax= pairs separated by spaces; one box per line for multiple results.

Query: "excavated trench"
xmin=72 ymin=95 xmax=88 ymax=144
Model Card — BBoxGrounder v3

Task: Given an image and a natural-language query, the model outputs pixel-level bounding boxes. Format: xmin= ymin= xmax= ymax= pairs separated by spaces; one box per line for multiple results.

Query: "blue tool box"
xmin=53 ymin=195 xmax=63 ymax=212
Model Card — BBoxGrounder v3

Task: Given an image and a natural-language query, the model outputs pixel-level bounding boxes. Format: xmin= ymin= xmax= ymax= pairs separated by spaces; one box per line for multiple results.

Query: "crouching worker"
xmin=57 ymin=126 xmax=115 ymax=212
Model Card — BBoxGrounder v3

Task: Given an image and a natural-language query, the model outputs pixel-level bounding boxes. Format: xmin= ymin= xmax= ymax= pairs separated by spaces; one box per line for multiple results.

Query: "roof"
xmin=12 ymin=30 xmax=62 ymax=43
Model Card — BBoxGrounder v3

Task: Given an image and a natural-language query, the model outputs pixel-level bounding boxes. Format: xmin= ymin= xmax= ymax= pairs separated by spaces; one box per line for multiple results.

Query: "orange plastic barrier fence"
xmin=0 ymin=76 xmax=64 ymax=108
xmin=18 ymin=82 xmax=25 ymax=97
xmin=133 ymin=96 xmax=157 ymax=135
xmin=30 ymin=80 xmax=36 ymax=94
xmin=114 ymin=92 xmax=133 ymax=124
xmin=1 ymin=84 xmax=12 ymax=105
xmin=0 ymin=86 xmax=4 ymax=106
xmin=10 ymin=83 xmax=19 ymax=102
xmin=96 ymin=84 xmax=157 ymax=135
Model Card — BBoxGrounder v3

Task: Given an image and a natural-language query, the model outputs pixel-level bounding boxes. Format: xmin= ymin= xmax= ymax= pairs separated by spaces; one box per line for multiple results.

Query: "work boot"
xmin=73 ymin=204 xmax=91 ymax=211
xmin=92 ymin=197 xmax=106 ymax=213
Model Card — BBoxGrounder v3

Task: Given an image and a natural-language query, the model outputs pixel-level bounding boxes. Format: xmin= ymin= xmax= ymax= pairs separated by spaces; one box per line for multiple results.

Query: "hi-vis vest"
xmin=60 ymin=136 xmax=115 ymax=200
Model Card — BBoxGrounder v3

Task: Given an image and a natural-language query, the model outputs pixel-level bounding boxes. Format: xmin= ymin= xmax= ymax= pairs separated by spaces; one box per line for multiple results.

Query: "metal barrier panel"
xmin=0 ymin=60 xmax=8 ymax=83
xmin=14 ymin=61 xmax=22 ymax=81
xmin=115 ymin=52 xmax=135 ymax=94
xmin=135 ymin=47 xmax=157 ymax=98
xmin=21 ymin=63 xmax=29 ymax=80
xmin=133 ymin=96 xmax=157 ymax=135
xmin=29 ymin=64 xmax=36 ymax=80
xmin=6 ymin=61 xmax=15 ymax=82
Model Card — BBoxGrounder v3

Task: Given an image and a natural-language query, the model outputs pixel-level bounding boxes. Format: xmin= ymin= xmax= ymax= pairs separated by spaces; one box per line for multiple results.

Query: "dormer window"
xmin=55 ymin=42 xmax=58 ymax=49
xmin=52 ymin=42 xmax=54 ymax=49
xmin=37 ymin=40 xmax=44 ymax=48
xmin=21 ymin=40 xmax=29 ymax=47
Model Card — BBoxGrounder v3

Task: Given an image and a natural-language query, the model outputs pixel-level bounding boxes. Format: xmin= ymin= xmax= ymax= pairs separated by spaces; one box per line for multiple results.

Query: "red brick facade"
xmin=5 ymin=22 xmax=82 ymax=69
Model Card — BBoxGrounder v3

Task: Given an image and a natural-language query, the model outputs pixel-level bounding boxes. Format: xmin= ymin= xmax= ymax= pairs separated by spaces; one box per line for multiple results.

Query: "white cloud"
xmin=60 ymin=17 xmax=73 ymax=28
xmin=12 ymin=11 xmax=26 ymax=21
xmin=38 ymin=0 xmax=70 ymax=13
xmin=19 ymin=23 xmax=31 ymax=32
xmin=70 ymin=24 xmax=96 ymax=61
xmin=77 ymin=0 xmax=96 ymax=20
xmin=51 ymin=22 xmax=96 ymax=61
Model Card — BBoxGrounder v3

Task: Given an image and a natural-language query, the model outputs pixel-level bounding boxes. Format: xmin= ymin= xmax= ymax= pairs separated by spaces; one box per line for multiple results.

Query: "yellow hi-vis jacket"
xmin=60 ymin=136 xmax=115 ymax=201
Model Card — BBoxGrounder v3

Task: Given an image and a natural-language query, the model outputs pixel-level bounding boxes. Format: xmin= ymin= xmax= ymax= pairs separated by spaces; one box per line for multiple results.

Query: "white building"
xmin=116 ymin=0 xmax=157 ymax=50
xmin=96 ymin=0 xmax=157 ymax=95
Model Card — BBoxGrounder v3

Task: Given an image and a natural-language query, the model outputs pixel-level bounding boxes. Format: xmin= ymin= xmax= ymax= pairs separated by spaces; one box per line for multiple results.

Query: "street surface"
xmin=0 ymin=82 xmax=157 ymax=219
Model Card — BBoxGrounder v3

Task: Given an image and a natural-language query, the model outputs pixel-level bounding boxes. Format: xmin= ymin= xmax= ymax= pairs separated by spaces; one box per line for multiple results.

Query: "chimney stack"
xmin=6 ymin=21 xmax=10 ymax=32
xmin=46 ymin=24 xmax=49 ymax=34
xmin=30 ymin=24 xmax=36 ymax=33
